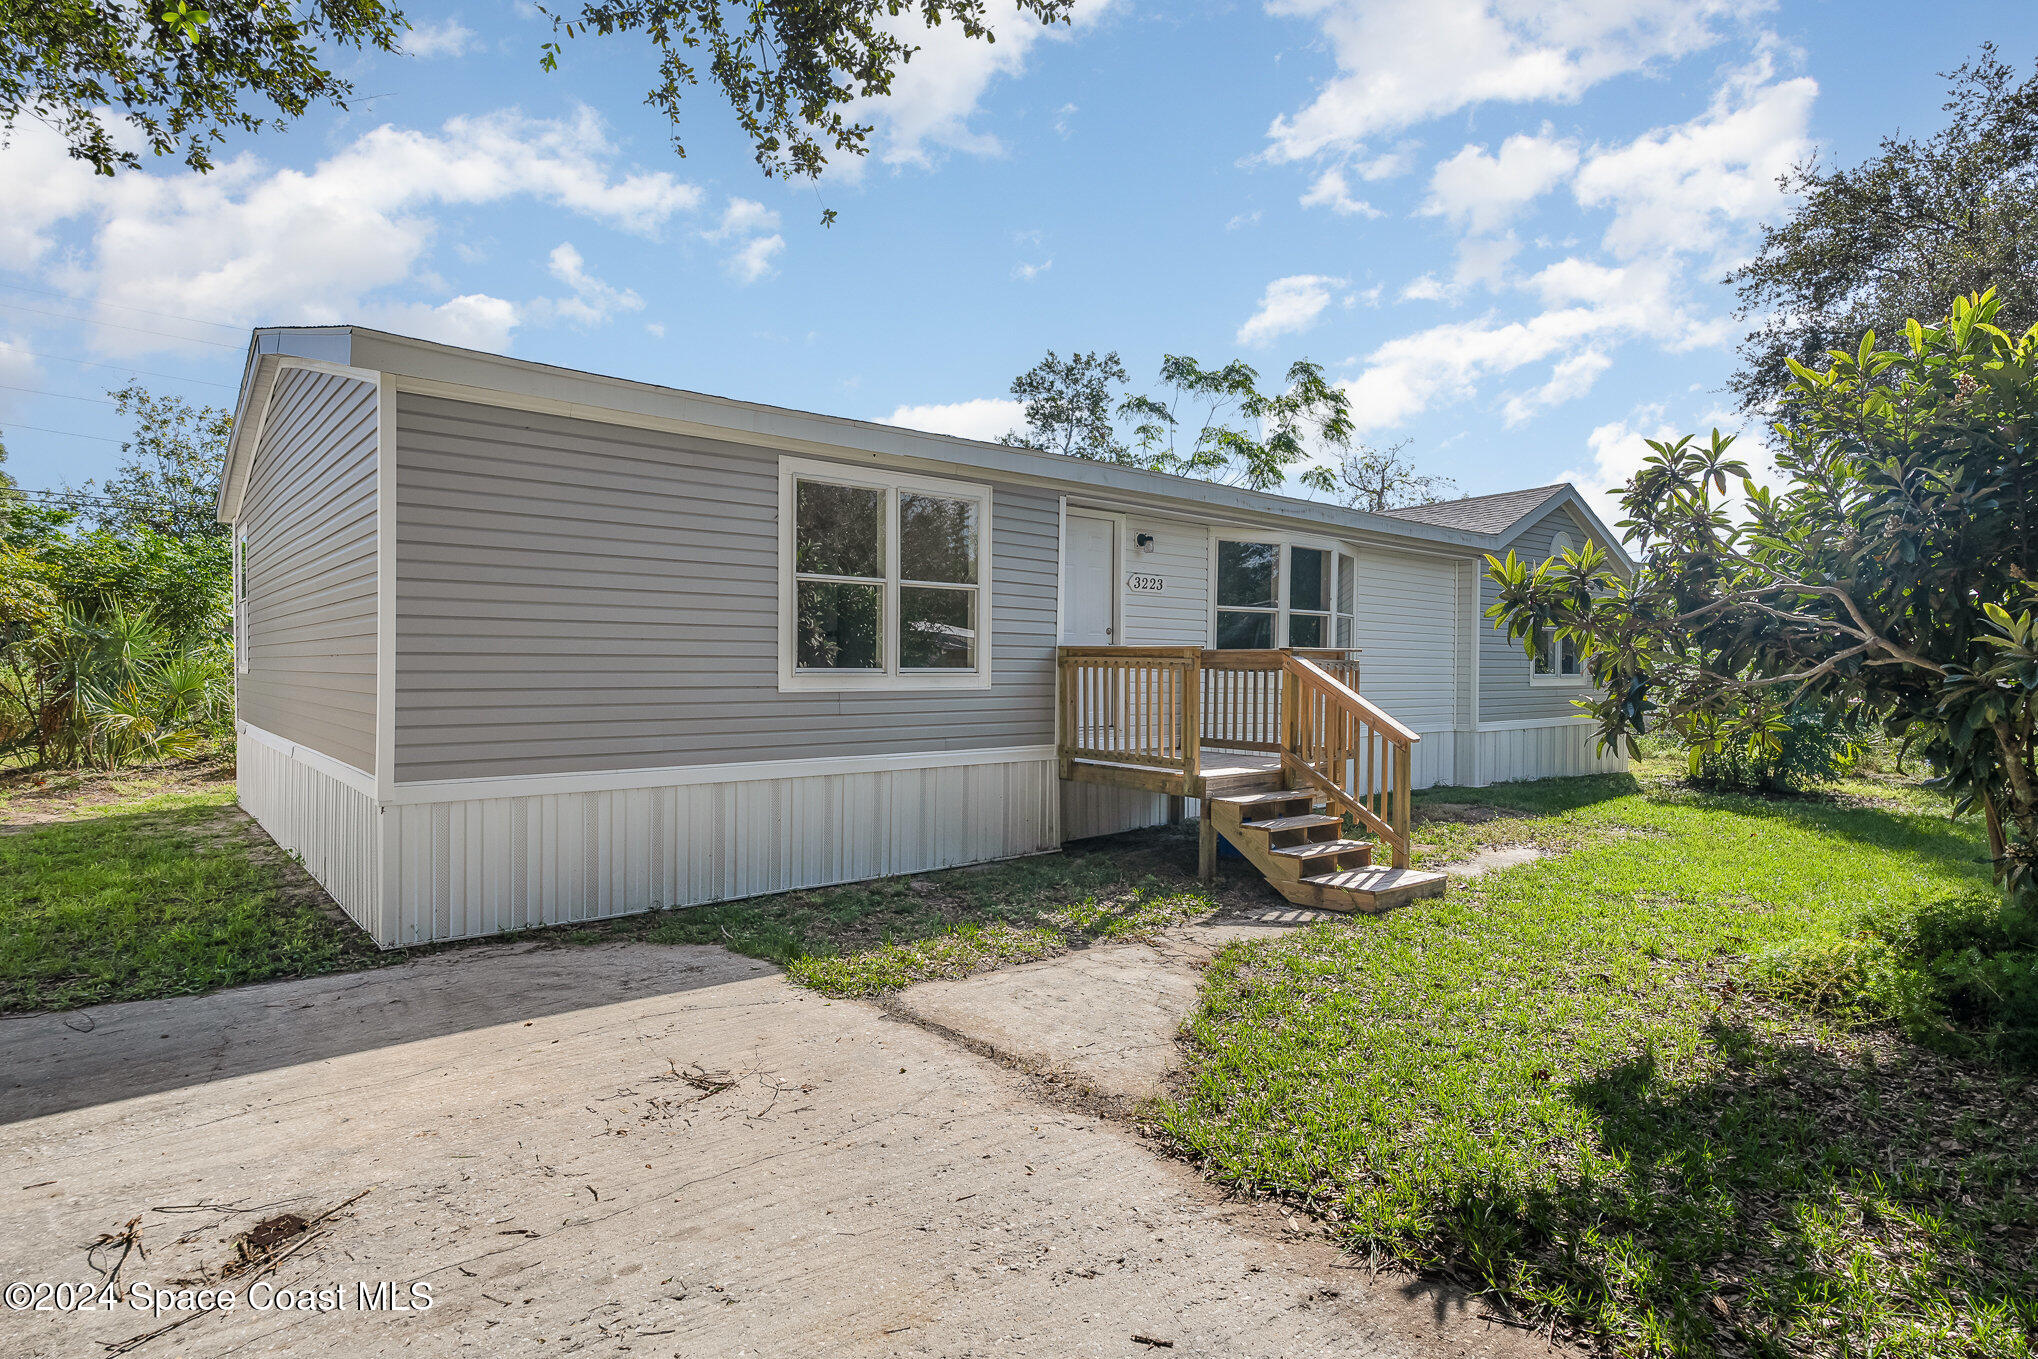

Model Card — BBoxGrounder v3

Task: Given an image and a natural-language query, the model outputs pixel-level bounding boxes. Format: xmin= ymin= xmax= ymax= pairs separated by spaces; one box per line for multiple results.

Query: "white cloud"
xmin=1237 ymin=274 xmax=1348 ymax=346
xmin=1556 ymin=407 xmax=1675 ymax=528
xmin=1399 ymin=274 xmax=1448 ymax=303
xmin=1012 ymin=258 xmax=1053 ymax=281
xmin=535 ymin=241 xmax=644 ymax=327
xmin=1298 ymin=168 xmax=1381 ymax=217
xmin=1263 ymin=0 xmax=1763 ymax=164
xmin=708 ymin=197 xmax=781 ymax=241
xmin=1573 ymin=68 xmax=1816 ymax=259
xmin=1225 ymin=209 xmax=1263 ymax=231
xmin=1423 ymin=131 xmax=1579 ymax=233
xmin=701 ymin=198 xmax=786 ymax=284
xmin=0 ymin=109 xmax=701 ymax=355
xmin=883 ymin=397 xmax=1026 ymax=443
xmin=369 ymin=294 xmax=523 ymax=352
xmin=645 ymin=321 xmax=667 ymax=339
xmin=726 ymin=233 xmax=785 ymax=284
xmin=1501 ymin=349 xmax=1611 ymax=424
xmin=405 ymin=18 xmax=476 ymax=57
xmin=858 ymin=0 xmax=1121 ymax=170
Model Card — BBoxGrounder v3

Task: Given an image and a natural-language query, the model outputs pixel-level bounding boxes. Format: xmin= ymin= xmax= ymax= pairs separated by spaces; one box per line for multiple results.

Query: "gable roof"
xmin=1383 ymin=482 xmax=1633 ymax=573
xmin=1380 ymin=484 xmax=1570 ymax=534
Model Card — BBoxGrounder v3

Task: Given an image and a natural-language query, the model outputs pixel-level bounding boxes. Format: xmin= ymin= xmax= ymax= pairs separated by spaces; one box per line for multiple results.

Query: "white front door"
xmin=1062 ymin=513 xmax=1117 ymax=644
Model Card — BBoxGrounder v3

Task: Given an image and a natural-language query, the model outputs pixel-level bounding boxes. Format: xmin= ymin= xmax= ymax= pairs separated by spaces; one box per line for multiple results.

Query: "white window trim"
xmin=1529 ymin=529 xmax=1586 ymax=686
xmin=232 ymin=522 xmax=249 ymax=674
xmin=777 ymin=455 xmax=994 ymax=692
xmin=1207 ymin=532 xmax=1354 ymax=650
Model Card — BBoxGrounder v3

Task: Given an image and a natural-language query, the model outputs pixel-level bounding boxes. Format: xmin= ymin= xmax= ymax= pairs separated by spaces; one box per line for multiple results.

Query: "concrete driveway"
xmin=1 ymin=942 xmax=1551 ymax=1358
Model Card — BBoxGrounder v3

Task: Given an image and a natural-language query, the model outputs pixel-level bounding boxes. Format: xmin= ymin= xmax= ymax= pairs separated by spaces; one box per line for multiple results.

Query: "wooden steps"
xmin=1207 ymin=787 xmax=1446 ymax=914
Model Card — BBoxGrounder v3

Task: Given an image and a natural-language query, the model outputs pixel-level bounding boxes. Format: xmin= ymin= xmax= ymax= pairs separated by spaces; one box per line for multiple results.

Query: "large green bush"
xmin=1690 ymin=708 xmax=1856 ymax=793
xmin=1749 ymin=892 xmax=2038 ymax=1068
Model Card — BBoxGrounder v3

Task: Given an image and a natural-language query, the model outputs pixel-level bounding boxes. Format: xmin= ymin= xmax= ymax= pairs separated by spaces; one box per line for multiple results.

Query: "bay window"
xmin=780 ymin=459 xmax=991 ymax=689
xmin=1212 ymin=537 xmax=1357 ymax=650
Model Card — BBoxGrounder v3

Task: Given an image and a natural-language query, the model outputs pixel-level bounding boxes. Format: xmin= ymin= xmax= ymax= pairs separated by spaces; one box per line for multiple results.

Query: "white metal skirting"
xmin=1473 ymin=720 xmax=1626 ymax=786
xmin=380 ymin=758 xmax=1060 ymax=947
xmin=236 ymin=729 xmax=384 ymax=939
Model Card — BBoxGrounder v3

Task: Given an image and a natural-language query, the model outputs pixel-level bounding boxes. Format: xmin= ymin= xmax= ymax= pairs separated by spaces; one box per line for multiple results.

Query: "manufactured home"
xmin=219 ymin=326 xmax=1629 ymax=948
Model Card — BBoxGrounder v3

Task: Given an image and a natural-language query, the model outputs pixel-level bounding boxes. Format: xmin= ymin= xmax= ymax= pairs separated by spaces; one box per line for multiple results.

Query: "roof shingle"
xmin=1378 ymin=484 xmax=1568 ymax=535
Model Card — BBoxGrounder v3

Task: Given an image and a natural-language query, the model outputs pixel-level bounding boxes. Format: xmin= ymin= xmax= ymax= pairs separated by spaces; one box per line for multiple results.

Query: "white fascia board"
xmin=342 ymin=326 xmax=1509 ymax=556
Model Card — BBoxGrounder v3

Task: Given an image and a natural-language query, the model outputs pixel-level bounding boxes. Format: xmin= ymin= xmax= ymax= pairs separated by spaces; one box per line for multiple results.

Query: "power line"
xmin=0 ymin=281 xmax=245 ymax=333
xmin=7 ymin=487 xmax=159 ymax=512
xmin=0 ymin=383 xmax=120 ymax=406
xmin=0 ymin=301 xmax=243 ymax=350
xmin=0 ymin=421 xmax=124 ymax=443
xmin=10 ymin=349 xmax=237 ymax=389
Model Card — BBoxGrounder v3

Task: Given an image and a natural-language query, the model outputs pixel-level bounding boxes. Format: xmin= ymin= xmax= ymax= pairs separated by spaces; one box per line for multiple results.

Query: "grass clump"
xmin=1162 ymin=761 xmax=2038 ymax=1358
xmin=628 ymin=841 xmax=1220 ymax=995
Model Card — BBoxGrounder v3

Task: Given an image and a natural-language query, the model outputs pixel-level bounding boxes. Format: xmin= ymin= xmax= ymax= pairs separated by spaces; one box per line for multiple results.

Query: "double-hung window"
xmin=1213 ymin=538 xmax=1356 ymax=649
xmin=780 ymin=458 xmax=992 ymax=690
xmin=233 ymin=524 xmax=250 ymax=674
xmin=1531 ymin=531 xmax=1584 ymax=684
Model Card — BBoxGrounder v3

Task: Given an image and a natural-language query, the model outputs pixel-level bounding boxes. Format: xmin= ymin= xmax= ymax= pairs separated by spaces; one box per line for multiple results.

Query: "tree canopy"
xmin=1729 ymin=45 xmax=2038 ymax=416
xmin=1488 ymin=292 xmax=2038 ymax=906
xmin=1000 ymin=349 xmax=1353 ymax=493
xmin=67 ymin=385 xmax=234 ymax=542
xmin=2 ymin=1 xmax=404 ymax=175
xmin=1331 ymin=438 xmax=1458 ymax=513
xmin=4 ymin=1 xmax=1070 ymax=218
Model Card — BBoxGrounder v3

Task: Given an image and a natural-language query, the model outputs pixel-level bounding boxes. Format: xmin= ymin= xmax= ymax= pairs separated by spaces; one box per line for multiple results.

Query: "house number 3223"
xmin=1126 ymin=573 xmax=1164 ymax=593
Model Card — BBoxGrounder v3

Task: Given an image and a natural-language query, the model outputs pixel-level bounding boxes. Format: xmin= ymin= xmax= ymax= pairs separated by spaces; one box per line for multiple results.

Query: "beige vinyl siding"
xmin=236 ymin=367 xmax=379 ymax=773
xmin=1479 ymin=501 xmax=1595 ymax=723
xmin=391 ymin=393 xmax=1059 ymax=782
xmin=1119 ymin=517 xmax=1210 ymax=645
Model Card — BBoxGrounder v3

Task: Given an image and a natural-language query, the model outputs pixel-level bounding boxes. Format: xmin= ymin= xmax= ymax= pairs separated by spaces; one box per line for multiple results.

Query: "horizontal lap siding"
xmin=393 ymin=395 xmax=1059 ymax=782
xmin=1349 ymin=546 xmax=1460 ymax=734
xmin=1120 ymin=518 xmax=1210 ymax=644
xmin=1479 ymin=501 xmax=1595 ymax=724
xmin=236 ymin=368 xmax=379 ymax=773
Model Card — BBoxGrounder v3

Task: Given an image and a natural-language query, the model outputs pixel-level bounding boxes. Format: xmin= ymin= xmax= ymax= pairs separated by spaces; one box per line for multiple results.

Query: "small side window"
xmin=233 ymin=525 xmax=250 ymax=674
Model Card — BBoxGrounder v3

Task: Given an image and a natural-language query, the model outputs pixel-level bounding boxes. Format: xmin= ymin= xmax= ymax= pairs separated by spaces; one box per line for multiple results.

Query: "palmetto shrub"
xmin=0 ymin=604 xmax=231 ymax=769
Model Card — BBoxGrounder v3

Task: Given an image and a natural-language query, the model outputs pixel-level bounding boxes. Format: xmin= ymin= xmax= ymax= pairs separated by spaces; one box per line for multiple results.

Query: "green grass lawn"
xmin=1161 ymin=762 xmax=2038 ymax=1358
xmin=0 ymin=776 xmax=379 ymax=1012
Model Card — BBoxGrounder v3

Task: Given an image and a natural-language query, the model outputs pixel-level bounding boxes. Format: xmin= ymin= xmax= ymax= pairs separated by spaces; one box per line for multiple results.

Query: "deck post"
xmin=1197 ymin=797 xmax=1217 ymax=882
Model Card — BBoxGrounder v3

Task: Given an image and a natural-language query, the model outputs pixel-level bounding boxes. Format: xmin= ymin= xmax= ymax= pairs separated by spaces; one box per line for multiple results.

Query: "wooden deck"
xmin=1060 ymin=748 xmax=1285 ymax=799
xmin=1057 ymin=646 xmax=1446 ymax=912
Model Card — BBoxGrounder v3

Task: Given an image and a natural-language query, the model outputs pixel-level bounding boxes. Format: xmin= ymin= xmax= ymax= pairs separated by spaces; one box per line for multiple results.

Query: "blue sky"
xmin=4 ymin=0 xmax=2034 ymax=523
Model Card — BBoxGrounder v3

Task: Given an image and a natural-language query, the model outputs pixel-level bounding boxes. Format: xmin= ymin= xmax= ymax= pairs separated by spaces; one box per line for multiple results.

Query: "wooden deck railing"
xmin=1056 ymin=646 xmax=1364 ymax=785
xmin=1199 ymin=649 xmax=1359 ymax=750
xmin=1057 ymin=646 xmax=1204 ymax=783
xmin=1280 ymin=655 xmax=1419 ymax=869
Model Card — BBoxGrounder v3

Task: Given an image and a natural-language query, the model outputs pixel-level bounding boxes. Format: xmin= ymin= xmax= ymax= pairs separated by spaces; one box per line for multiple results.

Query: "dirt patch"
xmin=0 ymin=753 xmax=235 ymax=828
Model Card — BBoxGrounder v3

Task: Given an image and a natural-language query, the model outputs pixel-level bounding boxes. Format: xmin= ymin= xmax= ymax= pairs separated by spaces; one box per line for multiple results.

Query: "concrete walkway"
xmin=1 ymin=942 xmax=1554 ymax=1358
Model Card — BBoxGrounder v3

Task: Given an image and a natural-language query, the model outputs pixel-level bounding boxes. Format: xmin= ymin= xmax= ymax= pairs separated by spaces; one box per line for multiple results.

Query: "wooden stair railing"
xmin=1279 ymin=655 xmax=1419 ymax=869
